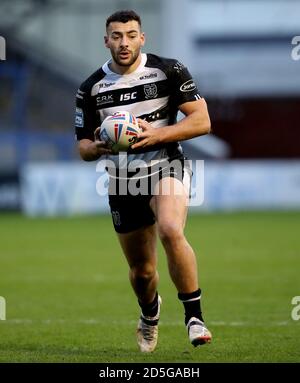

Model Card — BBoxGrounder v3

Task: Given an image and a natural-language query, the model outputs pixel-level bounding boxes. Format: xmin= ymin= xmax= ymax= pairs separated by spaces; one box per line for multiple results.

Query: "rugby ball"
xmin=99 ymin=111 xmax=141 ymax=153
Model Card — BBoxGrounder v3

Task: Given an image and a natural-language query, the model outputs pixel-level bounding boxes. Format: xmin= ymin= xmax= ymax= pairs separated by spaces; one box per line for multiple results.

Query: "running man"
xmin=75 ymin=10 xmax=212 ymax=352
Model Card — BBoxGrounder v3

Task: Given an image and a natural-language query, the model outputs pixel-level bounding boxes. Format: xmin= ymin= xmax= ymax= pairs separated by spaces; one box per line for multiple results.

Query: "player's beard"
xmin=111 ymin=48 xmax=140 ymax=67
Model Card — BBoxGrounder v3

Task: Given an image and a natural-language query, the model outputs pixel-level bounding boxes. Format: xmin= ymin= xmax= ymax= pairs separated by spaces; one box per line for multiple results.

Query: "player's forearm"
xmin=159 ymin=110 xmax=211 ymax=143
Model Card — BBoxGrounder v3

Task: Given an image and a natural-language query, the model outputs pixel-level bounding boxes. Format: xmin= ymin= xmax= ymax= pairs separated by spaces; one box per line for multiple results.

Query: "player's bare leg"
xmin=117 ymin=225 xmax=161 ymax=352
xmin=117 ymin=224 xmax=158 ymax=303
xmin=150 ymin=176 xmax=197 ymax=292
xmin=150 ymin=176 xmax=212 ymax=346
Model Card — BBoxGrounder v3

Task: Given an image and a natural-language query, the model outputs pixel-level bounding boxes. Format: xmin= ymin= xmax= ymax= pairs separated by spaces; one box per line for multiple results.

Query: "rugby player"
xmin=75 ymin=10 xmax=212 ymax=352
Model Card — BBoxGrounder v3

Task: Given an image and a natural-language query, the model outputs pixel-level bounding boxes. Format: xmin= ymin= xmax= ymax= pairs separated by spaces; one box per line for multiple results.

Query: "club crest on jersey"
xmin=144 ymin=83 xmax=158 ymax=99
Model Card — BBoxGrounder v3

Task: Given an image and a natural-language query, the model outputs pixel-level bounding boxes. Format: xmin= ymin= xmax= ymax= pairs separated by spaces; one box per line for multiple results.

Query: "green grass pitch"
xmin=0 ymin=211 xmax=299 ymax=362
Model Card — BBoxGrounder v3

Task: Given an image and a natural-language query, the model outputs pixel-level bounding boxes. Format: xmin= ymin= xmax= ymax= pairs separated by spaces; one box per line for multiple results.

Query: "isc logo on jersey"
xmin=99 ymin=111 xmax=141 ymax=153
xmin=120 ymin=92 xmax=137 ymax=101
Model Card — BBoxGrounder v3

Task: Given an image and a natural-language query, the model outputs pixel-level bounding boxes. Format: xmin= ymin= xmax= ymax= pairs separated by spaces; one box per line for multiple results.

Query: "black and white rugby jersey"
xmin=75 ymin=53 xmax=201 ymax=168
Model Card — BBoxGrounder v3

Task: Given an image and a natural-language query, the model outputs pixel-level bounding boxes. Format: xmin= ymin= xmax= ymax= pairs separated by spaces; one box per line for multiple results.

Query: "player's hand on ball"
xmin=93 ymin=127 xmax=113 ymax=155
xmin=131 ymin=119 xmax=161 ymax=149
xmin=95 ymin=140 xmax=113 ymax=155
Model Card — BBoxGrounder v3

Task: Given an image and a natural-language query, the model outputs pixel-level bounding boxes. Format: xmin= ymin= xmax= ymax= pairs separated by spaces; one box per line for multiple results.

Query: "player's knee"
xmin=131 ymin=265 xmax=156 ymax=284
xmin=157 ymin=221 xmax=184 ymax=245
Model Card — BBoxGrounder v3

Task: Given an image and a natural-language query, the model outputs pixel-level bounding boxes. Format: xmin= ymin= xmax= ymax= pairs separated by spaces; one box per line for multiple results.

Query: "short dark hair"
xmin=106 ymin=10 xmax=141 ymax=30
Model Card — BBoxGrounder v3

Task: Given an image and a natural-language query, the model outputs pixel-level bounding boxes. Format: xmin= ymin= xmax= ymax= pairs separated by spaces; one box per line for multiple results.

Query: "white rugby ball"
xmin=99 ymin=111 xmax=141 ymax=153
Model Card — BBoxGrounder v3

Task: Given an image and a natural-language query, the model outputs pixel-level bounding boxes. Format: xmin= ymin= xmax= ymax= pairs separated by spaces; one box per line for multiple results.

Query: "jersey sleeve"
xmin=75 ymin=85 xmax=97 ymax=141
xmin=168 ymin=61 xmax=201 ymax=107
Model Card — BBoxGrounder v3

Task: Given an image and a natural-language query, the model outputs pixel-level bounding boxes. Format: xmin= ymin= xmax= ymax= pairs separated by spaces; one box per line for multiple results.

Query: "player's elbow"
xmin=196 ymin=113 xmax=211 ymax=136
xmin=79 ymin=149 xmax=96 ymax=162
xmin=197 ymin=98 xmax=211 ymax=135
xmin=201 ymin=116 xmax=211 ymax=135
xmin=205 ymin=118 xmax=212 ymax=134
xmin=78 ymin=141 xmax=94 ymax=161
xmin=79 ymin=151 xmax=91 ymax=161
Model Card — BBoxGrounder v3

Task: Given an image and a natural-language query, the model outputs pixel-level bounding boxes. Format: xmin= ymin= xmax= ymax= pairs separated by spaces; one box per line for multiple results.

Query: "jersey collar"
xmin=102 ymin=53 xmax=147 ymax=76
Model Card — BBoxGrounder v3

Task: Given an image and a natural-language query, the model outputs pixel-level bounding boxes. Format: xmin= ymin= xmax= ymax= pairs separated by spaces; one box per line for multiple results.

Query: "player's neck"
xmin=109 ymin=54 xmax=142 ymax=75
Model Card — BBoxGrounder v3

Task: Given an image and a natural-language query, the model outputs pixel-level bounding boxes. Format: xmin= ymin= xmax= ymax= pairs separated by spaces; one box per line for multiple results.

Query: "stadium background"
xmin=0 ymin=0 xmax=299 ymax=362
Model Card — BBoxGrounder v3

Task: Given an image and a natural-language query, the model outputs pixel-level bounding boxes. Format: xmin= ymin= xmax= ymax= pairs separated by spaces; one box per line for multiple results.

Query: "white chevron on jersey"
xmin=98 ymin=97 xmax=169 ymax=125
xmin=91 ymin=54 xmax=167 ymax=97
xmin=75 ymin=53 xmax=201 ymax=168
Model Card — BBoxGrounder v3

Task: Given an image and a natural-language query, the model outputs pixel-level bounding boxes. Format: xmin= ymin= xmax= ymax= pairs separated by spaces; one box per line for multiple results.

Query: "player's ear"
xmin=140 ymin=32 xmax=145 ymax=47
xmin=104 ymin=35 xmax=109 ymax=48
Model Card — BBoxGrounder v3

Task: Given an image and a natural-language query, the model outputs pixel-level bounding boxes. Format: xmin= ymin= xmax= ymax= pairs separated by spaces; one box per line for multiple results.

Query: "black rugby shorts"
xmin=108 ymin=161 xmax=192 ymax=233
